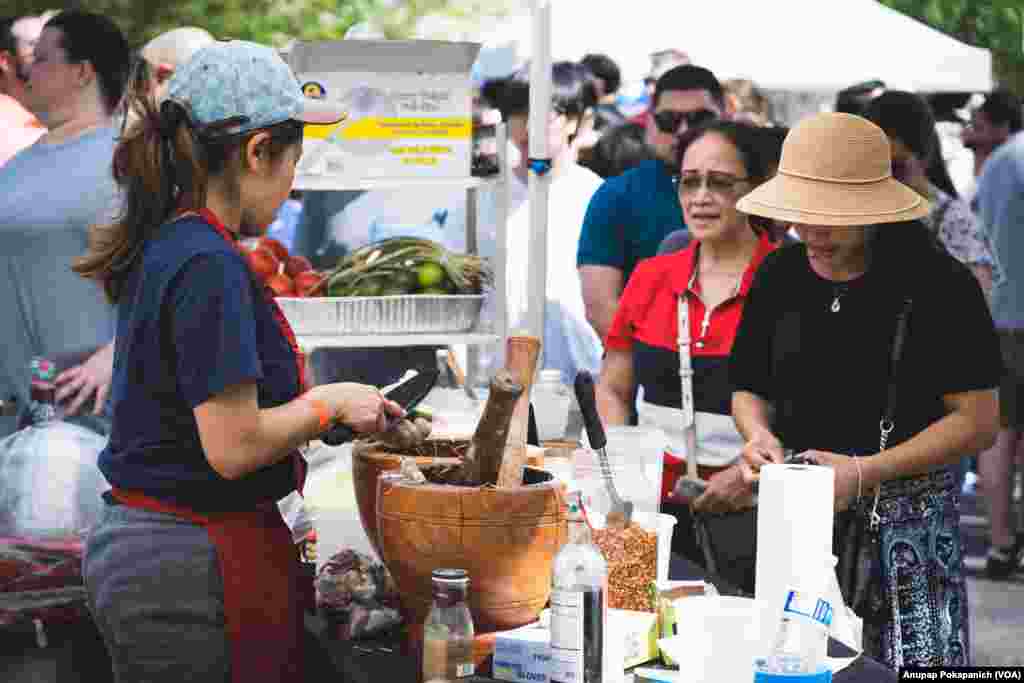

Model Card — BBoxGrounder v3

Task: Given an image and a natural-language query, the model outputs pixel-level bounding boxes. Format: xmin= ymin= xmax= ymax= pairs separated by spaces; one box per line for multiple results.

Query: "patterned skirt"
xmin=837 ymin=467 xmax=969 ymax=669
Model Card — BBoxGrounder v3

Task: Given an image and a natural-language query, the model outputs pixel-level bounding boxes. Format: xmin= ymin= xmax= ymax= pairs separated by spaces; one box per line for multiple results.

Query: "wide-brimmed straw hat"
xmin=736 ymin=112 xmax=930 ymax=226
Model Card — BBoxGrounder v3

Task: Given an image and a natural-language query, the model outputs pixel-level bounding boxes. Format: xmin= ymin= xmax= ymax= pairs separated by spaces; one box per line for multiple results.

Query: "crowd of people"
xmin=1 ymin=7 xmax=1023 ymax=678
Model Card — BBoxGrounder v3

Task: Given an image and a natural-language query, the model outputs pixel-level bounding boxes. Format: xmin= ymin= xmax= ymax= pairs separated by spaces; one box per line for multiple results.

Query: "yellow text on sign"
xmin=305 ymin=117 xmax=471 ymax=140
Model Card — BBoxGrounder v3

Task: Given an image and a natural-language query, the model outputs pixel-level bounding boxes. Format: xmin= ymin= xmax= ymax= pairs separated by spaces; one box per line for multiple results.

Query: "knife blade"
xmin=320 ymin=368 xmax=439 ymax=446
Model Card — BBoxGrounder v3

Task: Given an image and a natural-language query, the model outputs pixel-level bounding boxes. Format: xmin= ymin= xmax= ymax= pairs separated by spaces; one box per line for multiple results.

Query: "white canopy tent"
xmin=473 ymin=0 xmax=992 ymax=93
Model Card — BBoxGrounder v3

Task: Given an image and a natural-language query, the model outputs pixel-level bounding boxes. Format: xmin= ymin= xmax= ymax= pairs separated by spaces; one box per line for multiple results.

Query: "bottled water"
xmin=550 ymin=491 xmax=607 ymax=683
xmin=762 ymin=588 xmax=833 ymax=674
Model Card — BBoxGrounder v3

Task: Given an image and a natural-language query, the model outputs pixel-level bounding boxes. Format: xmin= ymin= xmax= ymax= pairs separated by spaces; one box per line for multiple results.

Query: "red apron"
xmin=113 ymin=208 xmax=310 ymax=683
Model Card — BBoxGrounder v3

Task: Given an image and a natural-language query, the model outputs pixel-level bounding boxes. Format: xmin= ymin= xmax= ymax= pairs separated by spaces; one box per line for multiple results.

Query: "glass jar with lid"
xmin=422 ymin=568 xmax=475 ymax=682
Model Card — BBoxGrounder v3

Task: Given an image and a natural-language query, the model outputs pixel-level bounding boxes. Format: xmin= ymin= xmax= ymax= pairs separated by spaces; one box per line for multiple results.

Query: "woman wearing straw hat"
xmin=731 ymin=112 xmax=1001 ymax=668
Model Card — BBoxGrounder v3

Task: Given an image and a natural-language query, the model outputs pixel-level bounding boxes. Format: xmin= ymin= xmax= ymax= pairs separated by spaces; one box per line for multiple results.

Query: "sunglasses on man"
xmin=653 ymin=108 xmax=717 ymax=134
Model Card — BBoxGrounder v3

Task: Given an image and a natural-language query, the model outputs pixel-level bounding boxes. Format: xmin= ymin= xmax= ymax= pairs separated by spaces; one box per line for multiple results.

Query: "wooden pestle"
xmin=462 ymin=370 xmax=523 ymax=486
xmin=497 ymin=334 xmax=542 ymax=488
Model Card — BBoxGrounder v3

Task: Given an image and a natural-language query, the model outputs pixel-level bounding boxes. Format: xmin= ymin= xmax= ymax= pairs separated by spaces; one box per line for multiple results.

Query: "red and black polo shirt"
xmin=606 ymin=232 xmax=776 ymax=416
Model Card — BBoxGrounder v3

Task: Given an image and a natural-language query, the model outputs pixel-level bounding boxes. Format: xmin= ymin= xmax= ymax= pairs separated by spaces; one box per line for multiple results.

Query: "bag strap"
xmin=869 ymin=296 xmax=914 ymax=530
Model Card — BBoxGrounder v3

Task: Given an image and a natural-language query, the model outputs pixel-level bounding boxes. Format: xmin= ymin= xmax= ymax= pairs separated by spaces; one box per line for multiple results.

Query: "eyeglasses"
xmin=678 ymin=171 xmax=749 ymax=196
xmin=653 ymin=108 xmax=717 ymax=134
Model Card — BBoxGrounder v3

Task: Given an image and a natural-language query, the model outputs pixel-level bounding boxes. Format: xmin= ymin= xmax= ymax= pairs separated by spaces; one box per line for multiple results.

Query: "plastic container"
xmin=639 ymin=512 xmax=677 ymax=584
xmin=532 ymin=369 xmax=572 ymax=442
xmin=574 ymin=426 xmax=666 ymax=522
xmin=657 ymin=596 xmax=777 ymax=683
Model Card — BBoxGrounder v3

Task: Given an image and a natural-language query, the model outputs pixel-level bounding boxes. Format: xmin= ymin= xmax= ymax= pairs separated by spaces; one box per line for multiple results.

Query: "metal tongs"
xmin=574 ymin=370 xmax=633 ymax=527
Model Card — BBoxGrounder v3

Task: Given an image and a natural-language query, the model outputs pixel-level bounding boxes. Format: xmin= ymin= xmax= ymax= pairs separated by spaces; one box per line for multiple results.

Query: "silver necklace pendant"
xmin=831 ymin=296 xmax=841 ymax=313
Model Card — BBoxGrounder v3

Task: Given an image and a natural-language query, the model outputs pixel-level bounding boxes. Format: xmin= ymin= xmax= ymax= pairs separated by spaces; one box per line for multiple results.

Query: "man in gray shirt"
xmin=0 ymin=10 xmax=128 ymax=436
xmin=975 ymin=131 xmax=1024 ymax=578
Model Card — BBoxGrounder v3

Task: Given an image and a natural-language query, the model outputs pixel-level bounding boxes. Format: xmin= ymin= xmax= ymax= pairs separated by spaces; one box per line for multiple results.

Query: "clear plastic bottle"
xmin=550 ymin=491 xmax=607 ymax=683
xmin=762 ymin=586 xmax=833 ymax=674
xmin=29 ymin=357 xmax=62 ymax=423
xmin=533 ymin=369 xmax=572 ymax=442
xmin=422 ymin=568 xmax=475 ymax=682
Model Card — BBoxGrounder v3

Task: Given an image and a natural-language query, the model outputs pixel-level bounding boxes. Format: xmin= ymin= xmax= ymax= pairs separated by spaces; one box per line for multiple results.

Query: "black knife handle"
xmin=321 ymin=423 xmax=355 ymax=446
xmin=573 ymin=370 xmax=606 ymax=451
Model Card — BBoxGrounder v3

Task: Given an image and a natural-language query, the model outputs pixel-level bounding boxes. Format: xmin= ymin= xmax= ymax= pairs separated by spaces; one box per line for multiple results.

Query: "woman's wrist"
xmin=302 ymin=388 xmax=344 ymax=433
xmin=861 ymin=453 xmax=887 ymax=488
xmin=307 ymin=396 xmax=331 ymax=432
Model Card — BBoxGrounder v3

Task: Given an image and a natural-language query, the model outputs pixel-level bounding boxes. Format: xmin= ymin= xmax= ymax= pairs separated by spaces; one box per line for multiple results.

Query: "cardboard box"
xmin=492 ymin=623 xmax=551 ymax=683
xmin=492 ymin=609 xmax=659 ymax=683
xmin=287 ymin=39 xmax=479 ymax=187
xmin=608 ymin=609 xmax=660 ymax=671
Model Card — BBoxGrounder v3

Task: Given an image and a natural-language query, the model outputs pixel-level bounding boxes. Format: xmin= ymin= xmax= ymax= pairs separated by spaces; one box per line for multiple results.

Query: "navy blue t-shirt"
xmin=577 ymin=159 xmax=685 ymax=284
xmin=98 ymin=214 xmax=300 ymax=512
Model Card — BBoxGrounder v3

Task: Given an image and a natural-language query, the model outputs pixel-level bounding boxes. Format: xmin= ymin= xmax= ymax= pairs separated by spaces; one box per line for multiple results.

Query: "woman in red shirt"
xmin=596 ymin=121 xmax=779 ymax=568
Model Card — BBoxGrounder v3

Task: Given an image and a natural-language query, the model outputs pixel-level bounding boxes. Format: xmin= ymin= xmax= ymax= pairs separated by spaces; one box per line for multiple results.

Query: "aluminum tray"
xmin=277 ymin=295 xmax=485 ymax=335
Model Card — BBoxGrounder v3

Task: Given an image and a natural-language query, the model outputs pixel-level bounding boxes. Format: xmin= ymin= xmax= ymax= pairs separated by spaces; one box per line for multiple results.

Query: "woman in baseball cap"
xmin=729 ymin=112 xmax=1000 ymax=668
xmin=75 ymin=41 xmax=401 ymax=682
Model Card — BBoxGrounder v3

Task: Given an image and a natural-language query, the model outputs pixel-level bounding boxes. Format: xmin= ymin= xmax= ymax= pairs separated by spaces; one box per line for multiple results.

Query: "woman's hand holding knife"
xmin=308 ymin=382 xmax=405 ymax=435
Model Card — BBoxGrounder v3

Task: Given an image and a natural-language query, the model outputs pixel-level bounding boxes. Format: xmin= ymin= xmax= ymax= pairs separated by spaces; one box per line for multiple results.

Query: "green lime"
xmin=416 ymin=262 xmax=446 ymax=289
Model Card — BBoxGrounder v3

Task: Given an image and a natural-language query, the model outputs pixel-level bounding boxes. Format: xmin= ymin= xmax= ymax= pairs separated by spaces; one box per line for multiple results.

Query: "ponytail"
xmin=74 ymin=89 xmax=303 ymax=303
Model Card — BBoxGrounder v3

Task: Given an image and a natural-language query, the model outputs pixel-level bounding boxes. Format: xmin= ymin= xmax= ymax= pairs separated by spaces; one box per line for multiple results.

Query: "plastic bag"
xmin=316 ymin=549 xmax=402 ymax=639
xmin=0 ymin=420 xmax=107 ymax=628
xmin=0 ymin=420 xmax=109 ymax=540
xmin=277 ymin=491 xmax=314 ymax=544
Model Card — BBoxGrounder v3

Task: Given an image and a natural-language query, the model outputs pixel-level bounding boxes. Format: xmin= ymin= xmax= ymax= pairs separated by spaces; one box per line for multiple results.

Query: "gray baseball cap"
xmin=167 ymin=40 xmax=345 ymax=136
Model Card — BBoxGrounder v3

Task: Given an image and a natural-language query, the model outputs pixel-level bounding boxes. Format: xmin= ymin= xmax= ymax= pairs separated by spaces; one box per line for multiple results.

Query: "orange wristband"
xmin=304 ymin=396 xmax=332 ymax=433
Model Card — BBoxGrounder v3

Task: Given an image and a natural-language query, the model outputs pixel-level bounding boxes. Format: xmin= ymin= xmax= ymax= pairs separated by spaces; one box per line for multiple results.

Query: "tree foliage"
xmin=879 ymin=0 xmax=1024 ymax=90
xmin=3 ymin=0 xmax=379 ymax=48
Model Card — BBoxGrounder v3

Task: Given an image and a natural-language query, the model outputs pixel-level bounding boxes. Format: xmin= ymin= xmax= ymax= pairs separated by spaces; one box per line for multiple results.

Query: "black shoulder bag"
xmin=834 ymin=297 xmax=914 ymax=621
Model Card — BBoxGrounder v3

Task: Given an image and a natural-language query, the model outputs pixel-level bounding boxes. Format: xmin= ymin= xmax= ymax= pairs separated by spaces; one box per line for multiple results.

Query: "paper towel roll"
xmin=754 ymin=464 xmax=835 ymax=607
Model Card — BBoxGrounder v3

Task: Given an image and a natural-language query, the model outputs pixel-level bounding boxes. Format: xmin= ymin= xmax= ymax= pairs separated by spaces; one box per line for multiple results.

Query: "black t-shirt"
xmin=730 ymin=233 xmax=1001 ymax=456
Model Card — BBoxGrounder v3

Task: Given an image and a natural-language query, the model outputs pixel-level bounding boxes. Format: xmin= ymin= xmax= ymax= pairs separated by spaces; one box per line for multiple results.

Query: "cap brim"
xmin=736 ymin=172 xmax=930 ymax=226
xmin=295 ymin=98 xmax=348 ymax=126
